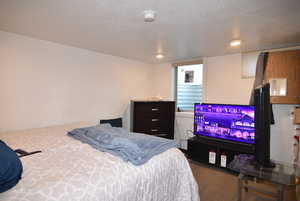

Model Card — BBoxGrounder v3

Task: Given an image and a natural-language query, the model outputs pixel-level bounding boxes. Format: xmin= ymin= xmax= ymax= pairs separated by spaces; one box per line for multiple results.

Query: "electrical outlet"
xmin=290 ymin=107 xmax=295 ymax=120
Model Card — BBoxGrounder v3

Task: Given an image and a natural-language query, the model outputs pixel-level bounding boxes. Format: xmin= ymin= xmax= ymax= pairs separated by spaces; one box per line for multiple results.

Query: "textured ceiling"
xmin=0 ymin=0 xmax=300 ymax=63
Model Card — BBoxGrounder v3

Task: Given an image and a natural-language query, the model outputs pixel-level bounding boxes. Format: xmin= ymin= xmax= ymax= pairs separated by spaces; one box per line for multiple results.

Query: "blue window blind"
xmin=177 ymin=84 xmax=202 ymax=111
xmin=176 ymin=63 xmax=203 ymax=111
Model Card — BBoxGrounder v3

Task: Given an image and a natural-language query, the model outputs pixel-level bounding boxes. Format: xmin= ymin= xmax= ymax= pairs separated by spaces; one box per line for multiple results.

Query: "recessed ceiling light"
xmin=143 ymin=10 xmax=156 ymax=22
xmin=230 ymin=40 xmax=242 ymax=47
xmin=156 ymin=54 xmax=164 ymax=59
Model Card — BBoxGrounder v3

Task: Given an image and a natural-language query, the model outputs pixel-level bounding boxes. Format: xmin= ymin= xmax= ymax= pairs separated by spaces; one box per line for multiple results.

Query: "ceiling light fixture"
xmin=143 ymin=10 xmax=156 ymax=22
xmin=156 ymin=54 xmax=164 ymax=59
xmin=230 ymin=40 xmax=242 ymax=47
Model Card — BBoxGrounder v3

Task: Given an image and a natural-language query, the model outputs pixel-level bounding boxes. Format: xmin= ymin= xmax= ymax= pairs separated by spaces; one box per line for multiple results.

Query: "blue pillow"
xmin=0 ymin=140 xmax=23 ymax=193
xmin=100 ymin=117 xmax=122 ymax=127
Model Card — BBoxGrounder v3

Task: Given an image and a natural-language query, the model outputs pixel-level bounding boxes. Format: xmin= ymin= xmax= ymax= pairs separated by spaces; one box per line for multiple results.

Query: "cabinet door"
xmin=265 ymin=50 xmax=300 ymax=104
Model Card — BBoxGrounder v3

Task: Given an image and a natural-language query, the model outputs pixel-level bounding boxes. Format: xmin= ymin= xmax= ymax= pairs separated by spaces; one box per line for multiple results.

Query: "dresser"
xmin=130 ymin=101 xmax=175 ymax=139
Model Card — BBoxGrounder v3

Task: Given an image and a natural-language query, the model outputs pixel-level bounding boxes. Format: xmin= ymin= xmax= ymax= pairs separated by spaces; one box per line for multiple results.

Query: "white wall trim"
xmin=176 ymin=112 xmax=194 ymax=118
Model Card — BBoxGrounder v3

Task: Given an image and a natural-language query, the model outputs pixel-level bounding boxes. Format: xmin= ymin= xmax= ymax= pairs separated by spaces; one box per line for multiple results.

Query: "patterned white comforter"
xmin=0 ymin=122 xmax=199 ymax=201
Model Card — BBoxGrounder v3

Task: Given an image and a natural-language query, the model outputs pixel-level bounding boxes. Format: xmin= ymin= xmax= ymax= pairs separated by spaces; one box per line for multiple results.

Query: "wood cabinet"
xmin=130 ymin=101 xmax=175 ymax=139
xmin=265 ymin=50 xmax=300 ymax=104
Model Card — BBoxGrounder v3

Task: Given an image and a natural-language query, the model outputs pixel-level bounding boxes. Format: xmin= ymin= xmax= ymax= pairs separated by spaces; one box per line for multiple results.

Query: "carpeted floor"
xmin=189 ymin=161 xmax=298 ymax=201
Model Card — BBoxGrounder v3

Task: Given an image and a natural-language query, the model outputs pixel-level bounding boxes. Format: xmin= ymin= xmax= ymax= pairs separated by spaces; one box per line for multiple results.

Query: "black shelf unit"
xmin=188 ymin=136 xmax=255 ymax=170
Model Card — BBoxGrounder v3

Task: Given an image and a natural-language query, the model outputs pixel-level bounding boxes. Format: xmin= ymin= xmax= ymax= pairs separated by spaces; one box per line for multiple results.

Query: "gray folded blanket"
xmin=68 ymin=124 xmax=179 ymax=165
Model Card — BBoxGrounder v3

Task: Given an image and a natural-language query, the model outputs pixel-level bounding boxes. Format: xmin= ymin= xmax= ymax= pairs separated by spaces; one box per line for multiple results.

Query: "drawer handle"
xmin=151 ymin=129 xmax=158 ymax=132
xmin=156 ymin=134 xmax=168 ymax=137
xmin=151 ymin=108 xmax=159 ymax=111
xmin=151 ymin=119 xmax=159 ymax=122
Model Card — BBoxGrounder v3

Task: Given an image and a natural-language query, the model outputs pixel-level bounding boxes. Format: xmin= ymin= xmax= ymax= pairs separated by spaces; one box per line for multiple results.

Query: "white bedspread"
xmin=0 ymin=122 xmax=199 ymax=201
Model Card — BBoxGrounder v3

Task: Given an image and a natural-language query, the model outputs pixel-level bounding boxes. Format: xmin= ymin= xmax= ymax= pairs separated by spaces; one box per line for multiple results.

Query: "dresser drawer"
xmin=134 ymin=116 xmax=170 ymax=127
xmin=141 ymin=126 xmax=171 ymax=138
xmin=134 ymin=102 xmax=175 ymax=118
xmin=134 ymin=102 xmax=164 ymax=118
xmin=134 ymin=126 xmax=170 ymax=137
xmin=148 ymin=128 xmax=171 ymax=138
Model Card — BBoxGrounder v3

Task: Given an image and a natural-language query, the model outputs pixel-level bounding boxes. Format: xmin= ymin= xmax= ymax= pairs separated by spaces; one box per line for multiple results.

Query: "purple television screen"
xmin=194 ymin=103 xmax=255 ymax=144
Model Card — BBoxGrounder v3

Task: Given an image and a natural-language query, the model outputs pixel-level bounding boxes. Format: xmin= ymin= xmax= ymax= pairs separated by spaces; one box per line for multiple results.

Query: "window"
xmin=175 ymin=64 xmax=203 ymax=111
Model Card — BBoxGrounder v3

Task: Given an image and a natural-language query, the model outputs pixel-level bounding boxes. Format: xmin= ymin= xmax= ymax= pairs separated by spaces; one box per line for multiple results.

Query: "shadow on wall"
xmin=122 ymin=103 xmax=131 ymax=131
xmin=175 ymin=113 xmax=194 ymax=150
xmin=270 ymin=104 xmax=295 ymax=164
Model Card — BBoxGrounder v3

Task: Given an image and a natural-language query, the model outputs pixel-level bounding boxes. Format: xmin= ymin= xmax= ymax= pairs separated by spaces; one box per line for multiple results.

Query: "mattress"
xmin=0 ymin=122 xmax=200 ymax=201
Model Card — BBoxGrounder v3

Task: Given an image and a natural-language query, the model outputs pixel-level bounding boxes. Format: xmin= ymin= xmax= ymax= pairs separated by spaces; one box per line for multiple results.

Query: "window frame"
xmin=174 ymin=61 xmax=205 ymax=112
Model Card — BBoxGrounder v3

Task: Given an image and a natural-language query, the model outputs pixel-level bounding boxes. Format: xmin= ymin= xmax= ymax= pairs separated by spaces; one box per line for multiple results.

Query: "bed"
xmin=0 ymin=122 xmax=200 ymax=201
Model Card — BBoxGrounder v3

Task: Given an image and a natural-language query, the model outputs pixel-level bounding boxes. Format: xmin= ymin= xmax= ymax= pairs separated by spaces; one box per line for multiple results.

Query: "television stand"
xmin=187 ymin=136 xmax=255 ymax=170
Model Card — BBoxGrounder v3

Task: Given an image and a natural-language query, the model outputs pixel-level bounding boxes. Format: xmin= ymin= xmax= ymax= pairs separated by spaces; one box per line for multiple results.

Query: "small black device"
xmin=254 ymin=83 xmax=275 ymax=168
xmin=14 ymin=149 xmax=42 ymax=158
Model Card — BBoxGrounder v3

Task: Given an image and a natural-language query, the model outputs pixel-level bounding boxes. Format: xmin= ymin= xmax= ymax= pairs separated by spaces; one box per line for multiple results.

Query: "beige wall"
xmin=151 ymin=63 xmax=174 ymax=100
xmin=151 ymin=54 xmax=254 ymax=104
xmin=204 ymin=54 xmax=254 ymax=104
xmin=0 ymin=31 xmax=152 ymax=132
xmin=0 ymin=30 xmax=296 ymax=163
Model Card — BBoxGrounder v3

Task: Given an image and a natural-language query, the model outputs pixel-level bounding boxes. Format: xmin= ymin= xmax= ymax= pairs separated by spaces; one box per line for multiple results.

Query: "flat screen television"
xmin=194 ymin=103 xmax=255 ymax=144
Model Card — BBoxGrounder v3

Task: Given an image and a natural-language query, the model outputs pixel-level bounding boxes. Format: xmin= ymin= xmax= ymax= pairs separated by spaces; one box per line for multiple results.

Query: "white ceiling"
xmin=0 ymin=0 xmax=300 ymax=63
